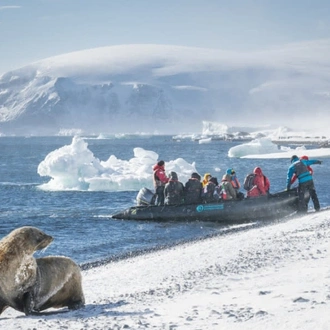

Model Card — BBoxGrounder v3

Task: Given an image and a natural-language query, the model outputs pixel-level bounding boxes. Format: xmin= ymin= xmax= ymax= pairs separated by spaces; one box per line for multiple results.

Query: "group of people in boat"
xmin=152 ymin=160 xmax=269 ymax=206
xmin=152 ymin=154 xmax=323 ymax=213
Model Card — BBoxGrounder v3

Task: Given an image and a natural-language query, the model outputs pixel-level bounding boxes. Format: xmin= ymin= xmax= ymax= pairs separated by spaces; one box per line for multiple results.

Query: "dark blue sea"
xmin=0 ymin=136 xmax=328 ymax=267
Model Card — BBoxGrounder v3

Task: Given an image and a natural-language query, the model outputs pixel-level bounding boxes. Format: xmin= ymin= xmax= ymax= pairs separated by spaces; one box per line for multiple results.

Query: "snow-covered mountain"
xmin=1 ymin=42 xmax=330 ymax=136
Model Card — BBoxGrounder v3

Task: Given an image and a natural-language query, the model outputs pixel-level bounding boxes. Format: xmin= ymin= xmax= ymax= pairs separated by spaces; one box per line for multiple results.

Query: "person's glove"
xmin=316 ymin=160 xmax=322 ymax=164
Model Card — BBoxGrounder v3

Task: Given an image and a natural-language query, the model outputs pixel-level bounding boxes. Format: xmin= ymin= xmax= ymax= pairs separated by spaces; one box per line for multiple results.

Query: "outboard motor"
xmin=136 ymin=187 xmax=156 ymax=206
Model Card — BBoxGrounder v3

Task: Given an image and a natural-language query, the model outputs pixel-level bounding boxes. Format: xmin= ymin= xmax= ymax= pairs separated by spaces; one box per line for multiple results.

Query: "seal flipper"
xmin=23 ymin=291 xmax=35 ymax=316
xmin=0 ymin=299 xmax=9 ymax=315
xmin=68 ymin=299 xmax=85 ymax=310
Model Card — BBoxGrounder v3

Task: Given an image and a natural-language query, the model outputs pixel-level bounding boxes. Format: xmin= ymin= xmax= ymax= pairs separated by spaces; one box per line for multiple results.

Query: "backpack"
xmin=220 ymin=182 xmax=228 ymax=200
xmin=243 ymin=173 xmax=255 ymax=191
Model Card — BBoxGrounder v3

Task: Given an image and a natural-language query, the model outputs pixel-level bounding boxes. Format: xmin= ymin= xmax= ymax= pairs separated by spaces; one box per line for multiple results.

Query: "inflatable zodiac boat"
xmin=111 ymin=187 xmax=303 ymax=222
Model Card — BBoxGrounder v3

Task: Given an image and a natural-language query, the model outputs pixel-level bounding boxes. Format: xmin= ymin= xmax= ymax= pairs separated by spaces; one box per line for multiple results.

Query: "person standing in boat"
xmin=286 ymin=155 xmax=322 ymax=213
xmin=164 ymin=171 xmax=184 ymax=205
xmin=184 ymin=172 xmax=203 ymax=204
xmin=153 ymin=160 xmax=169 ymax=205
xmin=245 ymin=167 xmax=270 ymax=198
xmin=227 ymin=168 xmax=244 ymax=200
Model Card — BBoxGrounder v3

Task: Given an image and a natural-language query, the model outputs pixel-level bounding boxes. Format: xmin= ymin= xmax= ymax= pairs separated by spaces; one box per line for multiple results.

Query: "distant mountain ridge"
xmin=1 ymin=43 xmax=330 ymax=135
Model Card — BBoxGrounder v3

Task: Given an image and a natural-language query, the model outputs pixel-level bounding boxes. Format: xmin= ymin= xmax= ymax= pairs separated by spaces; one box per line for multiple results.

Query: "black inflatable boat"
xmin=111 ymin=188 xmax=303 ymax=222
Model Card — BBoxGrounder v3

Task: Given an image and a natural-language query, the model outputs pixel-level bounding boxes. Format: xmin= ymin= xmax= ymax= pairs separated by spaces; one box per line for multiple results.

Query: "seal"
xmin=24 ymin=256 xmax=85 ymax=314
xmin=0 ymin=226 xmax=85 ymax=316
xmin=0 ymin=226 xmax=53 ymax=315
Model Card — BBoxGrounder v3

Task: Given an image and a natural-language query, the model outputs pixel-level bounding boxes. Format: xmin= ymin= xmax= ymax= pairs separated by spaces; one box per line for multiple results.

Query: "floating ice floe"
xmin=37 ymin=136 xmax=197 ymax=191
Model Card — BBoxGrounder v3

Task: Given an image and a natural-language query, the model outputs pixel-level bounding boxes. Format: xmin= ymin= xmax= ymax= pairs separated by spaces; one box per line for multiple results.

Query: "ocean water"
xmin=0 ymin=136 xmax=328 ymax=267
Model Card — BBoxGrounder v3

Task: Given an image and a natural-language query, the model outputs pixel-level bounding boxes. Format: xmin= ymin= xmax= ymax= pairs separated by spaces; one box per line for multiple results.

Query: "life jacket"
xmin=231 ymin=176 xmax=240 ymax=190
xmin=220 ymin=182 xmax=228 ymax=200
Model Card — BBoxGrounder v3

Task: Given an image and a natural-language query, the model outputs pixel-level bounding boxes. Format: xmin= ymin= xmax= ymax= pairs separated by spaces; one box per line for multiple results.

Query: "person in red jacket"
xmin=152 ymin=160 xmax=169 ymax=205
xmin=246 ymin=167 xmax=270 ymax=198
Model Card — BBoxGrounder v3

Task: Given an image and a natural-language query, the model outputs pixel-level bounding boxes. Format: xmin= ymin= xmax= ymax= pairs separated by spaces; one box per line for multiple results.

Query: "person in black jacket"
xmin=184 ymin=172 xmax=202 ymax=204
xmin=164 ymin=171 xmax=184 ymax=205
xmin=201 ymin=176 xmax=220 ymax=203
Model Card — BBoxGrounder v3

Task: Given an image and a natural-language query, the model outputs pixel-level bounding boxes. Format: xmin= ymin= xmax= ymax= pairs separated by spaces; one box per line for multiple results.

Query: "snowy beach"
xmin=2 ymin=209 xmax=330 ymax=330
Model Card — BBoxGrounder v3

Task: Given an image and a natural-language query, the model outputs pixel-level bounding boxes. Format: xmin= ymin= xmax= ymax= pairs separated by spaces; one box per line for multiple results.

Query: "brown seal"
xmin=25 ymin=256 xmax=85 ymax=314
xmin=0 ymin=226 xmax=85 ymax=316
xmin=0 ymin=226 xmax=53 ymax=315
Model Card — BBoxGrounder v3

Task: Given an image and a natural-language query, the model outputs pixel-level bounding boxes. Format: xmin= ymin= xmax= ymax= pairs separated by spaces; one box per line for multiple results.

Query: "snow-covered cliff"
xmin=1 ymin=43 xmax=330 ymax=135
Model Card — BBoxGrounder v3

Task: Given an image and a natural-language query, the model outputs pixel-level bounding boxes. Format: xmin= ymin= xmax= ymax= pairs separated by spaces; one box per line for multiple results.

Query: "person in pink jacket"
xmin=246 ymin=167 xmax=270 ymax=198
xmin=152 ymin=160 xmax=169 ymax=205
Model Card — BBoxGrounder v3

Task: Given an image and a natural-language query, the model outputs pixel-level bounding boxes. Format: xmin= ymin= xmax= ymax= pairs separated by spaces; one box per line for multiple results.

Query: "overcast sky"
xmin=1 ymin=0 xmax=330 ymax=75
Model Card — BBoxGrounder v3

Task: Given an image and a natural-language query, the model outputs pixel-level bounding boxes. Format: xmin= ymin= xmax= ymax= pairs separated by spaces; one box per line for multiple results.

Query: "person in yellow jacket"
xmin=202 ymin=173 xmax=211 ymax=187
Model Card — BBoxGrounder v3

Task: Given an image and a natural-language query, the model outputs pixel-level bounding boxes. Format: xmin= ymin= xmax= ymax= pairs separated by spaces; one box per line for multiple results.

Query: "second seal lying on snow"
xmin=27 ymin=256 xmax=85 ymax=314
xmin=0 ymin=226 xmax=85 ymax=316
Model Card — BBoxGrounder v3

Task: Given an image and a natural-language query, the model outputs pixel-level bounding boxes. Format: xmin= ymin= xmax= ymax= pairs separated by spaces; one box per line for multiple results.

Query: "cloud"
xmin=0 ymin=6 xmax=21 ymax=11
xmin=316 ymin=20 xmax=330 ymax=32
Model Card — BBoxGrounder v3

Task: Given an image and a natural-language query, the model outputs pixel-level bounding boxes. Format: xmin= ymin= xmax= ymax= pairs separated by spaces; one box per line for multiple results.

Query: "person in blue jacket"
xmin=286 ymin=155 xmax=322 ymax=213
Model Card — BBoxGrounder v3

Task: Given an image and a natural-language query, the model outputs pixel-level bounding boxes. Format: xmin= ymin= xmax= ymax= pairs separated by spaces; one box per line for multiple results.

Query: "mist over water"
xmin=1 ymin=43 xmax=330 ymax=135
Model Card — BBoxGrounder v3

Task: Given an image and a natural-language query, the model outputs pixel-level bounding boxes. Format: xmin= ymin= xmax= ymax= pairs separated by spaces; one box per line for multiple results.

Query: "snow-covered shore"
xmin=2 ymin=210 xmax=330 ymax=330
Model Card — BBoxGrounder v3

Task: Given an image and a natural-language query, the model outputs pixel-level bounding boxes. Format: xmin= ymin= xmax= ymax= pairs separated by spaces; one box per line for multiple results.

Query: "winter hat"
xmin=222 ymin=174 xmax=231 ymax=181
xmin=290 ymin=155 xmax=299 ymax=163
xmin=191 ymin=172 xmax=201 ymax=180
xmin=209 ymin=177 xmax=219 ymax=185
xmin=157 ymin=160 xmax=165 ymax=167
xmin=169 ymin=171 xmax=178 ymax=180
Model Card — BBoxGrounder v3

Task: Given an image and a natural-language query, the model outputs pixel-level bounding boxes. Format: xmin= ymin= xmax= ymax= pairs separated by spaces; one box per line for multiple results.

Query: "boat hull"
xmin=112 ymin=189 xmax=302 ymax=222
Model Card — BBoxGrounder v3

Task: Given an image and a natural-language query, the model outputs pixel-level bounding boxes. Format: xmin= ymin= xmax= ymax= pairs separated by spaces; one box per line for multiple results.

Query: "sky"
xmin=2 ymin=208 xmax=330 ymax=329
xmin=1 ymin=0 xmax=330 ymax=75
